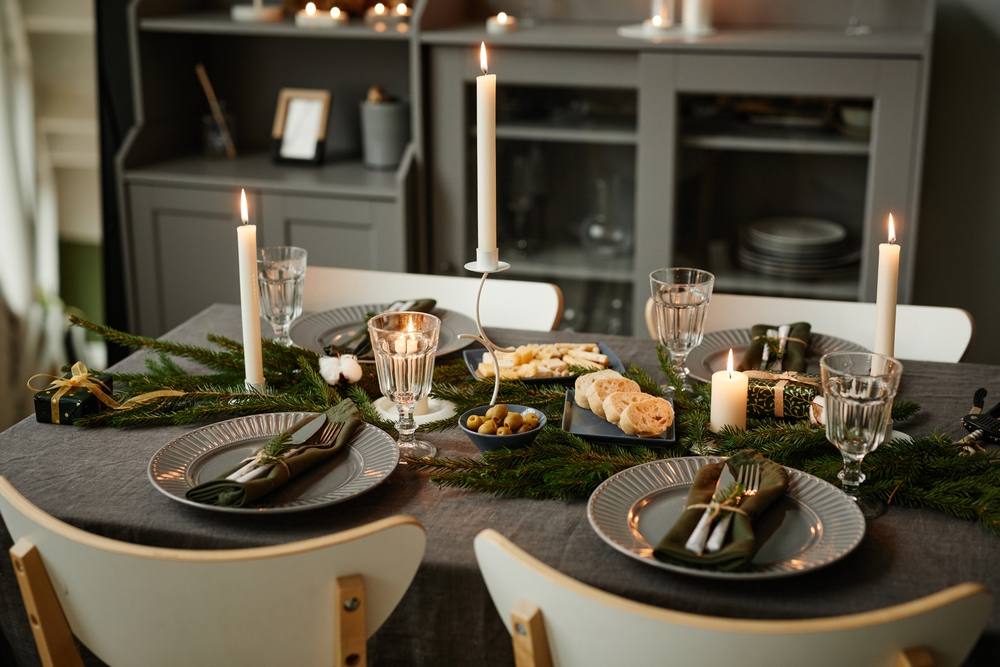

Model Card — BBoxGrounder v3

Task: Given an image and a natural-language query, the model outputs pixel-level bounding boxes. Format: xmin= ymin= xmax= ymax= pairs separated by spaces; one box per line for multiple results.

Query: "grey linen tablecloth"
xmin=0 ymin=304 xmax=997 ymax=666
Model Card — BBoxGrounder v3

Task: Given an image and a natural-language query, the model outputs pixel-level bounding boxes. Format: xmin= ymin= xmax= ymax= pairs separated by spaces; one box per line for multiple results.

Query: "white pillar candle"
xmin=237 ymin=189 xmax=265 ymax=389
xmin=874 ymin=213 xmax=900 ymax=358
xmin=682 ymin=0 xmax=713 ymax=35
xmin=486 ymin=12 xmax=518 ymax=34
xmin=476 ymin=42 xmax=498 ymax=269
xmin=709 ymin=349 xmax=748 ymax=433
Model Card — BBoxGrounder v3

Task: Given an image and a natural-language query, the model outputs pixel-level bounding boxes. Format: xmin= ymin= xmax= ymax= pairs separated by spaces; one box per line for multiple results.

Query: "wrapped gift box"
xmin=33 ymin=370 xmax=114 ymax=426
xmin=745 ymin=372 xmax=820 ymax=421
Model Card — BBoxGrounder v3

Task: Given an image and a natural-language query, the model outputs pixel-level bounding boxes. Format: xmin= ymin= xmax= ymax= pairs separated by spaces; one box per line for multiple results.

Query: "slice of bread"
xmin=574 ymin=369 xmax=622 ymax=408
xmin=587 ymin=377 xmax=640 ymax=418
xmin=603 ymin=391 xmax=656 ymax=425
xmin=619 ymin=397 xmax=675 ymax=437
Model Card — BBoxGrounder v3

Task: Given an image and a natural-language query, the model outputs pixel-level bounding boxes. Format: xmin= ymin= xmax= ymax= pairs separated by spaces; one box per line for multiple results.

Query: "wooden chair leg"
xmin=335 ymin=575 xmax=366 ymax=667
xmin=9 ymin=539 xmax=83 ymax=667
xmin=511 ymin=604 xmax=553 ymax=667
xmin=895 ymin=647 xmax=934 ymax=667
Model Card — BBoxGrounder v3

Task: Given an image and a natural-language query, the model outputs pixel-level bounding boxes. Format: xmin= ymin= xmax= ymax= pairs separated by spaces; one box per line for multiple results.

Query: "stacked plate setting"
xmin=739 ymin=217 xmax=859 ymax=280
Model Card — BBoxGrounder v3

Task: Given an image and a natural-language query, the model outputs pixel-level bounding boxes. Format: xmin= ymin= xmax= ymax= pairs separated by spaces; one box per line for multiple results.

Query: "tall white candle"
xmin=709 ymin=349 xmax=748 ymax=432
xmin=874 ymin=213 xmax=900 ymax=358
xmin=237 ymin=189 xmax=265 ymax=389
xmin=476 ymin=42 xmax=498 ymax=269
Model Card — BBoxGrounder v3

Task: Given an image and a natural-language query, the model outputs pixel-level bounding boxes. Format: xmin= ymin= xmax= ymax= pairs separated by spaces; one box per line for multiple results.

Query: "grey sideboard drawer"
xmin=127 ymin=185 xmax=259 ymax=336
xmin=260 ymin=194 xmax=405 ymax=272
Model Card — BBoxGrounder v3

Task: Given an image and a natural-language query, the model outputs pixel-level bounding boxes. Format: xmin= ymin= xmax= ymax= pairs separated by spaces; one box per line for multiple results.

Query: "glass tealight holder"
xmin=368 ymin=311 xmax=441 ymax=459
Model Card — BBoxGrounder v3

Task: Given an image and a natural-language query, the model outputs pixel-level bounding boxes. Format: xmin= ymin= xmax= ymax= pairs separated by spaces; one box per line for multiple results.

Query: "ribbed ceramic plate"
xmin=289 ymin=303 xmax=475 ymax=357
xmin=587 ymin=456 xmax=865 ymax=580
xmin=148 ymin=412 xmax=399 ymax=514
xmin=686 ymin=329 xmax=867 ymax=383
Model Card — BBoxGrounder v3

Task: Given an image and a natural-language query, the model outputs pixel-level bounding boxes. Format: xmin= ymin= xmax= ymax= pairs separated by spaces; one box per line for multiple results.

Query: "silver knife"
xmin=684 ymin=463 xmax=737 ymax=555
xmin=288 ymin=412 xmax=328 ymax=446
xmin=760 ymin=327 xmax=777 ymax=371
xmin=776 ymin=323 xmax=791 ymax=367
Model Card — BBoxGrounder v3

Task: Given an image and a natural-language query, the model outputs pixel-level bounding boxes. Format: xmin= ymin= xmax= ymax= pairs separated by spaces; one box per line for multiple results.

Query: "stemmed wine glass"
xmin=649 ymin=268 xmax=715 ymax=396
xmin=820 ymin=352 xmax=903 ymax=518
xmin=257 ymin=246 xmax=307 ymax=346
xmin=368 ymin=311 xmax=441 ymax=459
xmin=846 ymin=0 xmax=872 ymax=36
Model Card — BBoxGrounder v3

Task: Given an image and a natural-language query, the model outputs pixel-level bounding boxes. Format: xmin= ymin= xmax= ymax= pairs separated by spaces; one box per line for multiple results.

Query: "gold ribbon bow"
xmin=743 ymin=371 xmax=821 ymax=419
xmin=28 ymin=362 xmax=186 ymax=424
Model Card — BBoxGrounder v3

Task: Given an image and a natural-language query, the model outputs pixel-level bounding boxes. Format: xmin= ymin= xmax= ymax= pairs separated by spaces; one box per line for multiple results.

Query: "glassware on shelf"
xmin=368 ymin=311 xmax=441 ymax=459
xmin=506 ymin=146 xmax=546 ymax=254
xmin=820 ymin=352 xmax=902 ymax=517
xmin=846 ymin=0 xmax=872 ymax=36
xmin=649 ymin=268 xmax=715 ymax=396
xmin=579 ymin=177 xmax=633 ymax=258
xmin=257 ymin=246 xmax=307 ymax=346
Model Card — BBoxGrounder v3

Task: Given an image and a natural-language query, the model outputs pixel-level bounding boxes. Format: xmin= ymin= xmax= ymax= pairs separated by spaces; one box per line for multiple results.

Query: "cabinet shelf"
xmin=140 ymin=12 xmax=410 ymax=41
xmin=503 ymin=246 xmax=633 ymax=283
xmin=682 ymin=121 xmax=869 ymax=156
xmin=124 ymin=152 xmax=403 ymax=200
xmin=495 ymin=122 xmax=636 ymax=145
xmin=712 ymin=265 xmax=859 ymax=300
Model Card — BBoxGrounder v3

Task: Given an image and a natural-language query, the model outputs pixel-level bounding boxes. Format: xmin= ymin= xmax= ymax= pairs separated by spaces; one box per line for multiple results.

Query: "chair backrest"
xmin=644 ymin=293 xmax=974 ymax=363
xmin=303 ymin=266 xmax=563 ymax=331
xmin=0 ymin=477 xmax=426 ymax=667
xmin=474 ymin=529 xmax=991 ymax=667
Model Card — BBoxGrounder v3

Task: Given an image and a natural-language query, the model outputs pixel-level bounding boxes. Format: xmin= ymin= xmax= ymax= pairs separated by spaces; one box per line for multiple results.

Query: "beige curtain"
xmin=0 ymin=0 xmax=66 ymax=429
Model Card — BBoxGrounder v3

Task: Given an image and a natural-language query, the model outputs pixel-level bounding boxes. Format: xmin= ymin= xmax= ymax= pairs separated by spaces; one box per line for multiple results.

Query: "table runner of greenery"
xmin=68 ymin=316 xmax=999 ymax=534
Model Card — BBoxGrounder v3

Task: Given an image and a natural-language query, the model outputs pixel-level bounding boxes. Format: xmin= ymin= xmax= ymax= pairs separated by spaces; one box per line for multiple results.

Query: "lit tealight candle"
xmin=329 ymin=6 xmax=348 ymax=24
xmin=709 ymin=349 xmax=748 ymax=433
xmin=375 ymin=2 xmax=386 ymax=15
xmin=486 ymin=11 xmax=519 ymax=34
xmin=366 ymin=1 xmax=409 ymax=27
xmin=236 ymin=189 xmax=265 ymax=390
xmin=296 ymin=1 xmax=340 ymax=27
xmin=874 ymin=212 xmax=900 ymax=358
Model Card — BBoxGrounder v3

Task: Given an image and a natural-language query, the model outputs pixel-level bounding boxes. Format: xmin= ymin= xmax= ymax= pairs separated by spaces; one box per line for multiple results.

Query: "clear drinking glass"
xmin=257 ymin=246 xmax=307 ymax=346
xmin=368 ymin=311 xmax=441 ymax=459
xmin=820 ymin=352 xmax=902 ymax=518
xmin=846 ymin=0 xmax=872 ymax=36
xmin=649 ymin=268 xmax=715 ymax=395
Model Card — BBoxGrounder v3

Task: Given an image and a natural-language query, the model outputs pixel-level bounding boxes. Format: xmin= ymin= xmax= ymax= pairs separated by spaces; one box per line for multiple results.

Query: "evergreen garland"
xmin=65 ymin=316 xmax=998 ymax=534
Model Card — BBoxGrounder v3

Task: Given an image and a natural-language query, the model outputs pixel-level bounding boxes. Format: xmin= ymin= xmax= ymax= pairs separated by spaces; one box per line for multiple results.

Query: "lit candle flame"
xmin=651 ymin=14 xmax=663 ymax=27
xmin=374 ymin=2 xmax=385 ymax=15
xmin=480 ymin=41 xmax=488 ymax=74
xmin=396 ymin=2 xmax=408 ymax=15
xmin=240 ymin=188 xmax=249 ymax=224
xmin=887 ymin=212 xmax=897 ymax=244
xmin=727 ymin=348 xmax=734 ymax=379
xmin=305 ymin=1 xmax=316 ymax=16
xmin=330 ymin=6 xmax=341 ymax=17
xmin=498 ymin=11 xmax=508 ymax=24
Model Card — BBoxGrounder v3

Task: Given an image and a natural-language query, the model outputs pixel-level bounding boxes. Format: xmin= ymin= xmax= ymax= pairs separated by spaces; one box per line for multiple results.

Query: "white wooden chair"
xmin=644 ymin=293 xmax=974 ymax=362
xmin=303 ymin=266 xmax=563 ymax=331
xmin=474 ymin=529 xmax=991 ymax=667
xmin=0 ymin=476 xmax=426 ymax=667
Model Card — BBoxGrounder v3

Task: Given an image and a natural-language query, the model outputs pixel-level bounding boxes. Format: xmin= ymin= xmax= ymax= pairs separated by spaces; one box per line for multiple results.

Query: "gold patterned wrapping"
xmin=744 ymin=371 xmax=821 ymax=421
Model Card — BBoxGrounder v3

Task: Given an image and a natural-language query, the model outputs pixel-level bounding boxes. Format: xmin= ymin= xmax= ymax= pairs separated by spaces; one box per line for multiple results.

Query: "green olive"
xmin=522 ymin=412 xmax=540 ymax=427
xmin=477 ymin=420 xmax=498 ymax=435
xmin=466 ymin=415 xmax=484 ymax=430
xmin=504 ymin=413 xmax=524 ymax=430
xmin=485 ymin=404 xmax=509 ymax=421
xmin=496 ymin=426 xmax=512 ymax=436
xmin=517 ymin=424 xmax=535 ymax=434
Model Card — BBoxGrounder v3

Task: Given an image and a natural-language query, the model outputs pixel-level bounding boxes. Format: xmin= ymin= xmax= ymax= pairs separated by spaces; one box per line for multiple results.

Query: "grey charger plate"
xmin=587 ymin=456 xmax=865 ymax=580
xmin=562 ymin=389 xmax=675 ymax=445
xmin=686 ymin=329 xmax=867 ymax=383
xmin=289 ymin=303 xmax=476 ymax=358
xmin=148 ymin=412 xmax=399 ymax=514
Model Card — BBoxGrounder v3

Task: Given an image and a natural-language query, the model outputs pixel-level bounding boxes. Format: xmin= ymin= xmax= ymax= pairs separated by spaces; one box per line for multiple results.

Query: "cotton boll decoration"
xmin=318 ymin=356 xmax=342 ymax=385
xmin=339 ymin=355 xmax=363 ymax=384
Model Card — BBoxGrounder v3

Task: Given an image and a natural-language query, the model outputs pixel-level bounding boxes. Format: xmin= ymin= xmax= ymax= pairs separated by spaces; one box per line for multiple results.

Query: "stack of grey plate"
xmin=739 ymin=217 xmax=859 ymax=279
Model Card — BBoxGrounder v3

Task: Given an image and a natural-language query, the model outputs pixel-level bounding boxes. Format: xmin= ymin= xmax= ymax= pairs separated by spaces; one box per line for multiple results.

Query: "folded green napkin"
xmin=739 ymin=322 xmax=812 ymax=373
xmin=654 ymin=451 xmax=789 ymax=571
xmin=185 ymin=401 xmax=363 ymax=507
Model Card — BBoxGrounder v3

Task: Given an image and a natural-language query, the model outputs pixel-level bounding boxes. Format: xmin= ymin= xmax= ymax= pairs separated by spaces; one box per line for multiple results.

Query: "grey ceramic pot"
xmin=360 ymin=100 xmax=410 ymax=169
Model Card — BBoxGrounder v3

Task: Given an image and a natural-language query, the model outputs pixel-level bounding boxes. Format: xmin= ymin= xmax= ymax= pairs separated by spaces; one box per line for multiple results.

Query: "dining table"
xmin=0 ymin=303 xmax=997 ymax=666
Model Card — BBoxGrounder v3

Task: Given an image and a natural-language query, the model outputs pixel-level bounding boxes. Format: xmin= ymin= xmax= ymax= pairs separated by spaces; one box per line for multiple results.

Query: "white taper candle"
xmin=237 ymin=189 xmax=265 ymax=389
xmin=476 ymin=42 xmax=498 ymax=269
xmin=874 ymin=212 xmax=900 ymax=358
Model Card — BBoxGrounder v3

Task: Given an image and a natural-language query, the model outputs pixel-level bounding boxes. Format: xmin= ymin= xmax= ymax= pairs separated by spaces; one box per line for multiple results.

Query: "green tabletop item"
xmin=739 ymin=322 xmax=812 ymax=373
xmin=654 ymin=450 xmax=789 ymax=571
xmin=186 ymin=400 xmax=362 ymax=507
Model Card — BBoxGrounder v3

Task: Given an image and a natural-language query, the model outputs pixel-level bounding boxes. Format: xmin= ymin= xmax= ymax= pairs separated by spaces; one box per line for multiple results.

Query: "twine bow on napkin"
xmin=27 ymin=361 xmax=186 ymax=424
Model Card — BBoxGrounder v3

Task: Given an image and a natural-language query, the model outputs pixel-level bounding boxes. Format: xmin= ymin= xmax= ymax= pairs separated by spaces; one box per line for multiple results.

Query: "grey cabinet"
xmin=260 ymin=194 xmax=405 ymax=271
xmin=128 ymin=185 xmax=258 ymax=336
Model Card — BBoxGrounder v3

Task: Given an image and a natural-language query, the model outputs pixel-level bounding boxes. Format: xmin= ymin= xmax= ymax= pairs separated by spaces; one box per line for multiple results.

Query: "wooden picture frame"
xmin=271 ymin=88 xmax=331 ymax=165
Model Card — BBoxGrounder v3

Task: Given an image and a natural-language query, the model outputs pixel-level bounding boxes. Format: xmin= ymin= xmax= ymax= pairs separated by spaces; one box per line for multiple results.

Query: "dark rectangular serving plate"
xmin=462 ymin=342 xmax=626 ymax=384
xmin=562 ymin=389 xmax=676 ymax=445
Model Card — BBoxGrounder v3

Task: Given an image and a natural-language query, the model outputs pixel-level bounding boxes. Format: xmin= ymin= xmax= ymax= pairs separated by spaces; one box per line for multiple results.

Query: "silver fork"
xmin=706 ymin=462 xmax=762 ymax=553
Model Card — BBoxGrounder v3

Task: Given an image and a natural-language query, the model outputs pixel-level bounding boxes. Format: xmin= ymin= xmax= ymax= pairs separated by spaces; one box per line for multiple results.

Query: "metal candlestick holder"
xmin=458 ymin=251 xmax=512 ymax=407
